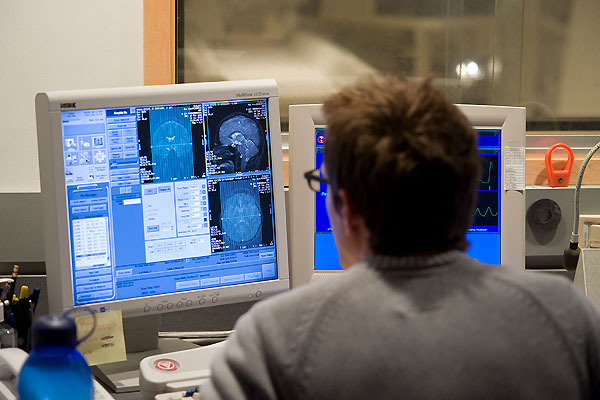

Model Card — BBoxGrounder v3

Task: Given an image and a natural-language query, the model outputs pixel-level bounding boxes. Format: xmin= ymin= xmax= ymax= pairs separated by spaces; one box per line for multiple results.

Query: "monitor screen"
xmin=466 ymin=129 xmax=501 ymax=265
xmin=37 ymin=79 xmax=289 ymax=316
xmin=312 ymin=128 xmax=501 ymax=271
xmin=313 ymin=127 xmax=340 ymax=270
xmin=289 ymin=104 xmax=525 ymax=287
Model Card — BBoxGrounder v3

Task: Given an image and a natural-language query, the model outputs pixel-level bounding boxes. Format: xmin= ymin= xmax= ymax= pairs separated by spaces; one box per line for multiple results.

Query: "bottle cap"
xmin=31 ymin=313 xmax=77 ymax=348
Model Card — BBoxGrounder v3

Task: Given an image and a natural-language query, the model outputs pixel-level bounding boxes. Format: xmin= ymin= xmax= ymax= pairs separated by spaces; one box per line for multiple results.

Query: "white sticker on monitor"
xmin=504 ymin=146 xmax=525 ymax=191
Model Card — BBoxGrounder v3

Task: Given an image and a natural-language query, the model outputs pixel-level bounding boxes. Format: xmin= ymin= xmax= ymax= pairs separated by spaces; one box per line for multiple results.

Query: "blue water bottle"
xmin=17 ymin=312 xmax=94 ymax=399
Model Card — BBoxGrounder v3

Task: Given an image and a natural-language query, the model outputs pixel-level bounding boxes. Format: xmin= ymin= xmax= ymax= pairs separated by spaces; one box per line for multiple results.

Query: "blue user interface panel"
xmin=314 ymin=128 xmax=341 ymax=270
xmin=313 ymin=128 xmax=501 ymax=270
xmin=61 ymin=99 xmax=278 ymax=305
xmin=465 ymin=129 xmax=501 ymax=265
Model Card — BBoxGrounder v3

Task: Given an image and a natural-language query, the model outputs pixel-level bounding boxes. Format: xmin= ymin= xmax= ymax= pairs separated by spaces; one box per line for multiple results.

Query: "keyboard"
xmin=94 ymin=379 xmax=115 ymax=400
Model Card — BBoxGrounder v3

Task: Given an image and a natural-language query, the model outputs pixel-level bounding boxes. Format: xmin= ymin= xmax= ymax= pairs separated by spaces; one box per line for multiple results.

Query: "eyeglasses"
xmin=304 ymin=168 xmax=329 ymax=193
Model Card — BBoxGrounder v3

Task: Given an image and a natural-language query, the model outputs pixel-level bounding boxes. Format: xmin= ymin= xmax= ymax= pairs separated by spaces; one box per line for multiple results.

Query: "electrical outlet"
xmin=589 ymin=225 xmax=600 ymax=248
xmin=578 ymin=215 xmax=600 ymax=248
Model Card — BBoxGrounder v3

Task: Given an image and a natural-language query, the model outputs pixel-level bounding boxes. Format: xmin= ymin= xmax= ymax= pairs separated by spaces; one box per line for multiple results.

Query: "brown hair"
xmin=322 ymin=76 xmax=480 ymax=255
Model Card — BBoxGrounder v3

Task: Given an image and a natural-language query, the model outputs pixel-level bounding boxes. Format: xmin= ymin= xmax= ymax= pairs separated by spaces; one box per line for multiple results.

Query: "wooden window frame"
xmin=144 ymin=0 xmax=176 ymax=85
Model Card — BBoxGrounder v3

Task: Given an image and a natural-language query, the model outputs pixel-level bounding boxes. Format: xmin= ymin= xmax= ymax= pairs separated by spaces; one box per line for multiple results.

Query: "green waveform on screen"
xmin=479 ymin=162 xmax=493 ymax=184
xmin=473 ymin=206 xmax=498 ymax=217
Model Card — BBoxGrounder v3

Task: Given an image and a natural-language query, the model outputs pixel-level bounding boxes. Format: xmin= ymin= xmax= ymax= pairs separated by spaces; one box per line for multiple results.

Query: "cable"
xmin=563 ymin=141 xmax=600 ymax=270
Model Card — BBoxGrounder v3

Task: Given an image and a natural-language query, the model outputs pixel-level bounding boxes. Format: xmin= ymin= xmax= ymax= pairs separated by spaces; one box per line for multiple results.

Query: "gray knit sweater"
xmin=199 ymin=251 xmax=600 ymax=399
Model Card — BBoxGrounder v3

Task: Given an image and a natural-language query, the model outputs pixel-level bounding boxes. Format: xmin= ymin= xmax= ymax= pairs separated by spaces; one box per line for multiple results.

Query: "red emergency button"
xmin=154 ymin=359 xmax=179 ymax=372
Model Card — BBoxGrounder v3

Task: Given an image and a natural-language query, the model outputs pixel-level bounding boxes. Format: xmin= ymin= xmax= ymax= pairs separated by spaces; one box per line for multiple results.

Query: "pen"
xmin=30 ymin=288 xmax=41 ymax=315
xmin=8 ymin=265 xmax=19 ymax=301
xmin=19 ymin=286 xmax=28 ymax=300
xmin=27 ymin=299 xmax=33 ymax=350
xmin=7 ymin=311 xmax=16 ymax=329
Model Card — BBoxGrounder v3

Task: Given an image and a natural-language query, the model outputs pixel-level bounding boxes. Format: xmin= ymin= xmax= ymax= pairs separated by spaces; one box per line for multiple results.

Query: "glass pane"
xmin=177 ymin=0 xmax=522 ymax=126
xmin=521 ymin=0 xmax=600 ymax=128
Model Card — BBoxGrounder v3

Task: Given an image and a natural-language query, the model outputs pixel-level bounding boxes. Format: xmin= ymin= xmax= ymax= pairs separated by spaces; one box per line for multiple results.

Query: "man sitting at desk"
xmin=199 ymin=76 xmax=600 ymax=399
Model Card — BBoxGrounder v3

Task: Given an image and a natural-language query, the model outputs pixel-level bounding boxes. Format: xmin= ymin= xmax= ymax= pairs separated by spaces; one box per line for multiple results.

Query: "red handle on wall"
xmin=545 ymin=143 xmax=574 ymax=187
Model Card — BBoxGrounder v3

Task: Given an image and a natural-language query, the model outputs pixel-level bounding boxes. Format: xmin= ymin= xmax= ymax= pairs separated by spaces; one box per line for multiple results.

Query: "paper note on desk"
xmin=76 ymin=310 xmax=127 ymax=366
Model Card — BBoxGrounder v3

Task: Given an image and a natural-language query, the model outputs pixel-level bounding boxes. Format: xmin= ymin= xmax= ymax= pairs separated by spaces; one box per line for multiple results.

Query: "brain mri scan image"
xmin=212 ymin=113 xmax=267 ymax=174
xmin=149 ymin=108 xmax=195 ymax=182
xmin=220 ymin=179 xmax=263 ymax=250
xmin=222 ymin=192 xmax=262 ymax=244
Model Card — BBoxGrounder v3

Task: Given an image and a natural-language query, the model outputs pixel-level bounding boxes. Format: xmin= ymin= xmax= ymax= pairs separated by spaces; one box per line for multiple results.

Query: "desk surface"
xmin=113 ymin=391 xmax=144 ymax=400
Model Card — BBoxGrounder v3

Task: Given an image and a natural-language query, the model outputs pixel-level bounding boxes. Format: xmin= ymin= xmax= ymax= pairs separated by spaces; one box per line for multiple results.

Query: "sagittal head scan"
xmin=213 ymin=113 xmax=267 ymax=173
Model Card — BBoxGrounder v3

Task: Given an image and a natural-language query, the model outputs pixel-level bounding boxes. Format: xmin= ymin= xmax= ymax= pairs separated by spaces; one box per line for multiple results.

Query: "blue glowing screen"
xmin=61 ymin=99 xmax=278 ymax=305
xmin=314 ymin=128 xmax=501 ymax=270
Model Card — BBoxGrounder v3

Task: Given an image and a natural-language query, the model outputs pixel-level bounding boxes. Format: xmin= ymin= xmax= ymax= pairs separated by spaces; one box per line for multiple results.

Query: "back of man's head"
xmin=323 ymin=76 xmax=480 ymax=255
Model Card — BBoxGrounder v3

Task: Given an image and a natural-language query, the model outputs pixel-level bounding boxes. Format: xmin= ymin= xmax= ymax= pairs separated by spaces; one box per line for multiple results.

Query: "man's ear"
xmin=336 ymin=189 xmax=364 ymax=237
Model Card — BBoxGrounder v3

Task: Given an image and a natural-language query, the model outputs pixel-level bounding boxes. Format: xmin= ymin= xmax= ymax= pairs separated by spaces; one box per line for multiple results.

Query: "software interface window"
xmin=313 ymin=128 xmax=502 ymax=270
xmin=466 ymin=129 xmax=501 ymax=265
xmin=61 ymin=99 xmax=278 ymax=305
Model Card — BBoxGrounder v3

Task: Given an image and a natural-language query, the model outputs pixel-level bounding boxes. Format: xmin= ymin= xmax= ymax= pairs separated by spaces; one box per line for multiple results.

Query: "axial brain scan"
xmin=219 ymin=179 xmax=263 ymax=250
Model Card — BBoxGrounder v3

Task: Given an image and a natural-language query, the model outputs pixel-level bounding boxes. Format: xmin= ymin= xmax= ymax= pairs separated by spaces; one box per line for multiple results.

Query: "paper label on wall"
xmin=504 ymin=146 xmax=525 ymax=191
xmin=76 ymin=309 xmax=127 ymax=366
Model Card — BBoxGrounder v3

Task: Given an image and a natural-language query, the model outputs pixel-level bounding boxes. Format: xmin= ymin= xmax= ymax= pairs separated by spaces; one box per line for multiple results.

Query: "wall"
xmin=0 ymin=2 xmax=250 ymax=331
xmin=0 ymin=1 xmax=144 ymax=192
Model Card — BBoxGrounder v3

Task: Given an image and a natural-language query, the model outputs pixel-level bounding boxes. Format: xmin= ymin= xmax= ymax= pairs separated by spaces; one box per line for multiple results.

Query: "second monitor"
xmin=289 ymin=103 xmax=525 ymax=288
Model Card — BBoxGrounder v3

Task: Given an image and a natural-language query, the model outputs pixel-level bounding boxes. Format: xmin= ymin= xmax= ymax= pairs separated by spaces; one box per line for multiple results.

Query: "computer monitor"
xmin=36 ymin=79 xmax=289 ymax=387
xmin=289 ymin=104 xmax=525 ymax=288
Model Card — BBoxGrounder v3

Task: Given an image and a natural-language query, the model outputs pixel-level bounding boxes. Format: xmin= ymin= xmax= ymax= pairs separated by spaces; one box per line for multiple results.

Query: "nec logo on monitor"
xmin=60 ymin=102 xmax=76 ymax=109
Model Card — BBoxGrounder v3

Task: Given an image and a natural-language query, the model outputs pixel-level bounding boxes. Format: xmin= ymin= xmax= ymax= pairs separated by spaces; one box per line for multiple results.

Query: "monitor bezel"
xmin=36 ymin=79 xmax=289 ymax=317
xmin=288 ymin=103 xmax=525 ymax=288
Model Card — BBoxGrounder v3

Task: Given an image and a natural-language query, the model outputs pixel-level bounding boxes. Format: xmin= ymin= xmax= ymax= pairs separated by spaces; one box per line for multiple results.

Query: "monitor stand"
xmin=92 ymin=315 xmax=198 ymax=393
